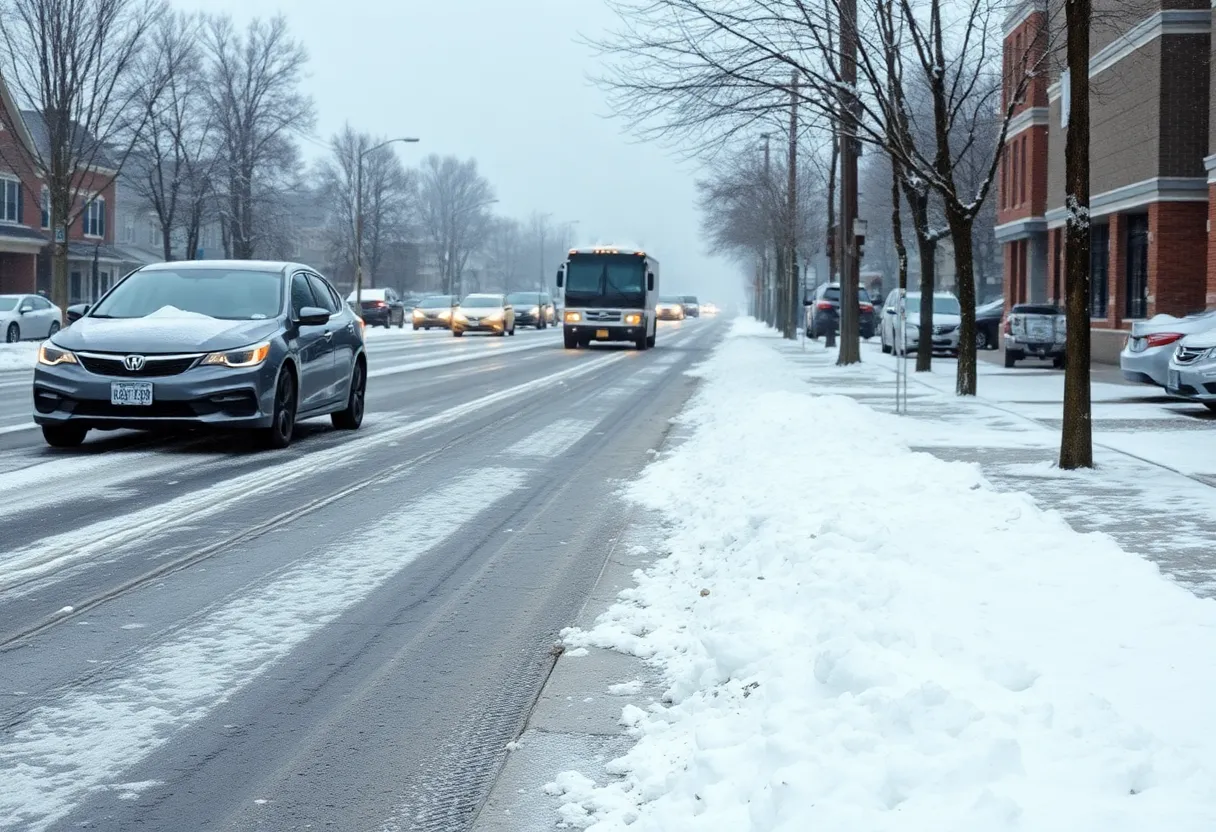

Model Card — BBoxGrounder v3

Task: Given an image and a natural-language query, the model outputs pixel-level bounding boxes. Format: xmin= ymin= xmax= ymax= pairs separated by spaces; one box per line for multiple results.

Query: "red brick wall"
xmin=998 ymin=125 xmax=1050 ymax=225
xmin=0 ymin=91 xmax=44 ymax=229
xmin=0 ymin=252 xmax=36 ymax=293
xmin=1207 ymin=186 xmax=1216 ymax=307
xmin=1148 ymin=201 xmax=1207 ymax=316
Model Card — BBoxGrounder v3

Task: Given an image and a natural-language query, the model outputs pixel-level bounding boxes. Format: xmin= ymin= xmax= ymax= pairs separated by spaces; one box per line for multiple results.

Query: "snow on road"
xmin=549 ymin=319 xmax=1216 ymax=830
xmin=0 ymin=468 xmax=527 ymax=832
xmin=0 ymin=343 xmax=38 ymax=372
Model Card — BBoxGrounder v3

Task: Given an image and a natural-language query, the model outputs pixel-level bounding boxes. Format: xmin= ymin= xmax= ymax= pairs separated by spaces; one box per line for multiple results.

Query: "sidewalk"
xmin=475 ymin=319 xmax=1216 ymax=831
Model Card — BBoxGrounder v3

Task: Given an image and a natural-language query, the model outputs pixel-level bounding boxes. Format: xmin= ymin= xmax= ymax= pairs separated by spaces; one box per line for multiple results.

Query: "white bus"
xmin=556 ymin=246 xmax=659 ymax=350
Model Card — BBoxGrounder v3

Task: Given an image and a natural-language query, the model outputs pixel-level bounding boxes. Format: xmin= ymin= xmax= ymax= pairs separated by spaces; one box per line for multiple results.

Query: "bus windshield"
xmin=564 ymin=255 xmax=646 ymax=306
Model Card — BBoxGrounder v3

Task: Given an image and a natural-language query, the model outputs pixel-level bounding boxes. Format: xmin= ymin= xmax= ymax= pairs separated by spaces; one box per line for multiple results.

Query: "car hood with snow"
xmin=53 ymin=308 xmax=282 ymax=354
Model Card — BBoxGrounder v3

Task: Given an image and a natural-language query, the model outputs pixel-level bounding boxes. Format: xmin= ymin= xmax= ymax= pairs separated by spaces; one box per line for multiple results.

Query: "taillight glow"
xmin=1003 ymin=317 xmax=1012 ymax=334
xmin=860 ymin=303 xmax=873 ymax=312
xmin=1145 ymin=332 xmax=1183 ymax=348
xmin=816 ymin=301 xmax=834 ymax=310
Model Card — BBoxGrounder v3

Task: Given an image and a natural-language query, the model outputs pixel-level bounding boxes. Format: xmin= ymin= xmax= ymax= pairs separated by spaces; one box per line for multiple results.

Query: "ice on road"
xmin=550 ymin=318 xmax=1216 ymax=831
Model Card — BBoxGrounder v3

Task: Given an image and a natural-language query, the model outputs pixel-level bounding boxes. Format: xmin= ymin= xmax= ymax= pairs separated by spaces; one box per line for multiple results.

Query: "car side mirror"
xmin=885 ymin=306 xmax=896 ymax=315
xmin=19 ymin=305 xmax=33 ymax=314
xmin=556 ymin=268 xmax=564 ymax=288
xmin=647 ymin=272 xmax=655 ymax=291
xmin=297 ymin=306 xmax=331 ymax=326
xmin=66 ymin=303 xmax=89 ymax=323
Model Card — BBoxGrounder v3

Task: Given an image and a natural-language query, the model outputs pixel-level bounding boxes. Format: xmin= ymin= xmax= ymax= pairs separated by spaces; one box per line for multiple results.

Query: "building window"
xmin=83 ymin=197 xmax=106 ymax=238
xmin=1124 ymin=215 xmax=1148 ymax=319
xmin=0 ymin=177 xmax=21 ymax=223
xmin=1001 ymin=147 xmax=1008 ymax=209
xmin=1052 ymin=229 xmax=1062 ymax=301
xmin=122 ymin=214 xmax=134 ymax=243
xmin=70 ymin=270 xmax=83 ymax=304
xmin=1019 ymin=136 xmax=1027 ymax=206
xmin=40 ymin=187 xmax=50 ymax=228
xmin=1011 ymin=143 xmax=1020 ymax=206
xmin=1089 ymin=224 xmax=1109 ymax=318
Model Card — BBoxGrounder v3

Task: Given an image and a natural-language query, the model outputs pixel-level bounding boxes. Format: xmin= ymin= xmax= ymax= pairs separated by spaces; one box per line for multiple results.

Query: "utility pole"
xmin=836 ymin=0 xmax=862 ymax=365
xmin=786 ymin=71 xmax=799 ymax=340
xmin=354 ymin=136 xmax=419 ymax=310
xmin=761 ymin=133 xmax=772 ymax=326
xmin=538 ymin=212 xmax=552 ymax=296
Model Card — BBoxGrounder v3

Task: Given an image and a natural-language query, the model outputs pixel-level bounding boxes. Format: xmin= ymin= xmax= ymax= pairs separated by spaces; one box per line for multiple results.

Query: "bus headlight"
xmin=565 ymin=311 xmax=582 ymax=323
xmin=624 ymin=313 xmax=642 ymax=325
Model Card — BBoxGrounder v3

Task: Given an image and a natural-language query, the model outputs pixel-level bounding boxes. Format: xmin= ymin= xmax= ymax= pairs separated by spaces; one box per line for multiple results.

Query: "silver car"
xmin=33 ymin=261 xmax=367 ymax=449
xmin=880 ymin=290 xmax=962 ymax=355
xmin=1 ymin=293 xmax=63 ymax=342
xmin=1121 ymin=311 xmax=1216 ymax=388
xmin=1165 ymin=329 xmax=1216 ymax=411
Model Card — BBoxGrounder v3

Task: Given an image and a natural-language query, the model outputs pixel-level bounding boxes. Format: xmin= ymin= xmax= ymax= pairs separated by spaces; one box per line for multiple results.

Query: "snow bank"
xmin=550 ymin=317 xmax=1216 ymax=831
xmin=0 ymin=343 xmax=38 ymax=372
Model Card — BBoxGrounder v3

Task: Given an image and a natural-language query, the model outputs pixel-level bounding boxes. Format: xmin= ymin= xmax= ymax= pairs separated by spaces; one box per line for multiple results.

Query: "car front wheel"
xmin=5 ymin=323 xmax=18 ymax=343
xmin=258 ymin=369 xmax=297 ymax=449
xmin=42 ymin=424 xmax=88 ymax=448
xmin=332 ymin=360 xmax=366 ymax=430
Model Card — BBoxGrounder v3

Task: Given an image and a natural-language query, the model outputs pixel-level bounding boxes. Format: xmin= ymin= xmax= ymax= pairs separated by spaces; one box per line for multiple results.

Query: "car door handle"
xmin=323 ymin=330 xmax=334 ymax=341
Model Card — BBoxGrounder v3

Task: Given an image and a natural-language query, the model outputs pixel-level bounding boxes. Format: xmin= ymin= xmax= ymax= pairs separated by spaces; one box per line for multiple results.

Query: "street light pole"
xmin=354 ymin=136 xmax=419 ymax=311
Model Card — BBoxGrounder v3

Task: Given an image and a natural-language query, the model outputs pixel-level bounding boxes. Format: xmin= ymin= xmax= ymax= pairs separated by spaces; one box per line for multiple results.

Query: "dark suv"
xmin=680 ymin=295 xmax=701 ymax=317
xmin=807 ymin=283 xmax=875 ymax=339
xmin=506 ymin=291 xmax=554 ymax=329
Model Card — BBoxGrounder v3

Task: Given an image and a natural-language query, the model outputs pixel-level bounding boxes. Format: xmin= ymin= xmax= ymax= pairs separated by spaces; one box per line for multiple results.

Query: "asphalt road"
xmin=0 ymin=318 xmax=722 ymax=831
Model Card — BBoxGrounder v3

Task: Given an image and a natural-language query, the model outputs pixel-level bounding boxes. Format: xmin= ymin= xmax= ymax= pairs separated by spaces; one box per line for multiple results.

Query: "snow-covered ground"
xmin=548 ymin=319 xmax=1216 ymax=830
xmin=0 ymin=343 xmax=39 ymax=372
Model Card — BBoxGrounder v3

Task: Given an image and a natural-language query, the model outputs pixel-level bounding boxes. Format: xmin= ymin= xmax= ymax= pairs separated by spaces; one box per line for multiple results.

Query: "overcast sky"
xmin=183 ymin=0 xmax=743 ymax=303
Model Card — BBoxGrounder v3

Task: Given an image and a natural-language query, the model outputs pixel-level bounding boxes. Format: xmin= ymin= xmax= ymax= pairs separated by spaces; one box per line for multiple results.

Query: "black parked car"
xmin=506 ymin=291 xmax=554 ymax=329
xmin=807 ymin=283 xmax=876 ymax=339
xmin=34 ymin=260 xmax=367 ymax=450
xmin=346 ymin=287 xmax=405 ymax=328
xmin=975 ymin=298 xmax=1004 ymax=350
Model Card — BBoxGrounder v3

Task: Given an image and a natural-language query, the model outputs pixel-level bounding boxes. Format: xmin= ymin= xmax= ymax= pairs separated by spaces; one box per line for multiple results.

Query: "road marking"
xmin=0 ymin=422 xmax=35 ymax=436
xmin=0 ymin=350 xmax=627 ymax=592
xmin=0 ymin=469 xmax=527 ymax=832
xmin=505 ymin=418 xmax=599 ymax=458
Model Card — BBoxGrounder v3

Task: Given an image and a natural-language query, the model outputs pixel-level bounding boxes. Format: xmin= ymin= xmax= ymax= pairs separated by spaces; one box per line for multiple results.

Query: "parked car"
xmin=1 ymin=293 xmax=63 ymax=342
xmin=1003 ymin=303 xmax=1066 ymax=368
xmin=1121 ymin=310 xmax=1216 ymax=388
xmin=680 ymin=295 xmax=701 ymax=317
xmin=809 ymin=283 xmax=876 ymax=339
xmin=412 ymin=295 xmax=456 ymax=330
xmin=656 ymin=296 xmax=686 ymax=320
xmin=346 ymin=287 xmax=405 ymax=328
xmin=880 ymin=290 xmax=961 ymax=355
xmin=506 ymin=291 xmax=553 ymax=329
xmin=453 ymin=293 xmax=515 ymax=337
xmin=975 ymin=298 xmax=1004 ymax=351
xmin=1165 ymin=329 xmax=1216 ymax=411
xmin=32 ymin=260 xmax=366 ymax=449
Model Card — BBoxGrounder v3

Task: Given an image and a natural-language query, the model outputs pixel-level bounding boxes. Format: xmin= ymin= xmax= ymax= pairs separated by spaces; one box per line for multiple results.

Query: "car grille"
xmin=583 ymin=310 xmax=622 ymax=322
xmin=1174 ymin=346 xmax=1208 ymax=365
xmin=72 ymin=401 xmax=198 ymax=418
xmin=933 ymin=325 xmax=957 ymax=335
xmin=78 ymin=353 xmax=202 ymax=377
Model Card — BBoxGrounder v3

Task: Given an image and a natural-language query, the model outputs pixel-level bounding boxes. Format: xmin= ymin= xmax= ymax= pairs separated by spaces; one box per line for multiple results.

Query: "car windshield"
xmin=0 ymin=297 xmax=19 ymax=312
xmin=822 ymin=286 xmax=872 ymax=303
xmin=89 ymin=269 xmax=284 ymax=320
xmin=420 ymin=295 xmax=454 ymax=307
xmin=507 ymin=293 xmax=539 ymax=305
xmin=905 ymin=294 xmax=961 ymax=315
xmin=660 ymin=297 xmax=681 ymax=304
xmin=462 ymin=295 xmax=502 ymax=308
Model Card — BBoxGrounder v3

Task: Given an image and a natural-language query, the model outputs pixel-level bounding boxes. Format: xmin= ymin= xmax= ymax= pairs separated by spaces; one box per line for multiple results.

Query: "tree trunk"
xmin=947 ymin=209 xmax=978 ymax=395
xmin=827 ymin=135 xmax=838 ymax=281
xmin=1059 ymin=0 xmax=1093 ymax=469
xmin=162 ymin=227 xmax=174 ymax=262
xmin=773 ymin=245 xmax=785 ymax=329
xmin=915 ymin=239 xmax=935 ymax=371
xmin=891 ymin=163 xmax=908 ymax=295
xmin=52 ymin=238 xmax=69 ymax=323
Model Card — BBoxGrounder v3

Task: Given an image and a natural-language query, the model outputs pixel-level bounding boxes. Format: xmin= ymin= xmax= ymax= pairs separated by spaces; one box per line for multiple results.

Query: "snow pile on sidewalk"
xmin=549 ymin=319 xmax=1216 ymax=831
xmin=0 ymin=343 xmax=38 ymax=372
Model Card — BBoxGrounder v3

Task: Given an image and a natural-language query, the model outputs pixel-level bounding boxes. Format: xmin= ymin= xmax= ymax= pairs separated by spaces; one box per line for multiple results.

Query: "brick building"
xmin=996 ymin=0 xmax=1215 ymax=361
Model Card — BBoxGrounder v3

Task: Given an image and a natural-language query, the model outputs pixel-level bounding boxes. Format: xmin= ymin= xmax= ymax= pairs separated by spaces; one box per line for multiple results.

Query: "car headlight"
xmin=565 ymin=311 xmax=581 ymax=323
xmin=38 ymin=342 xmax=78 ymax=366
xmin=487 ymin=311 xmax=504 ymax=322
xmin=412 ymin=309 xmax=424 ymax=318
xmin=624 ymin=313 xmax=642 ymax=325
xmin=439 ymin=309 xmax=452 ymax=320
xmin=529 ymin=306 xmax=540 ymax=315
xmin=200 ymin=341 xmax=271 ymax=368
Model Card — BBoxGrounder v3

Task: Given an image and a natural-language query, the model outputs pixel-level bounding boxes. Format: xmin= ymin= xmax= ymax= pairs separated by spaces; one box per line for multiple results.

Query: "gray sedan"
xmin=33 ymin=260 xmax=367 ymax=449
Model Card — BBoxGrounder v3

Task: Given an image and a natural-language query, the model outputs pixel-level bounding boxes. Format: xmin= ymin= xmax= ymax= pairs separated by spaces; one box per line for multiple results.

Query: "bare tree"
xmin=0 ymin=0 xmax=167 ymax=316
xmin=483 ymin=217 xmax=526 ymax=292
xmin=317 ymin=124 xmax=413 ymax=287
xmin=205 ymin=14 xmax=313 ymax=259
xmin=416 ymin=155 xmax=496 ymax=299
xmin=127 ymin=10 xmax=214 ymax=261
xmin=1059 ymin=0 xmax=1092 ymax=469
xmin=594 ymin=0 xmax=1035 ymax=390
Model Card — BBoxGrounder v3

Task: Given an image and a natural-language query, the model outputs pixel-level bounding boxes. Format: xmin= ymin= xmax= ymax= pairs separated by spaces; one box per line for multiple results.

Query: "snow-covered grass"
xmin=0 ymin=342 xmax=39 ymax=372
xmin=549 ymin=319 xmax=1216 ymax=831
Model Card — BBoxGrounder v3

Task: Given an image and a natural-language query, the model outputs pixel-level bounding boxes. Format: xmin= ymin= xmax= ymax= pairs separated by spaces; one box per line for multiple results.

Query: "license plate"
xmin=1169 ymin=369 xmax=1181 ymax=389
xmin=596 ymin=329 xmax=609 ymax=339
xmin=111 ymin=381 xmax=153 ymax=406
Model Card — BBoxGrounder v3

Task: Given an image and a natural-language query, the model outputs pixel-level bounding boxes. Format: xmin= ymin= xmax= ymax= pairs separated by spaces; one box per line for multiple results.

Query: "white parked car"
xmin=1120 ymin=310 xmax=1216 ymax=388
xmin=880 ymin=289 xmax=961 ymax=356
xmin=1 ymin=293 xmax=63 ymax=343
xmin=1165 ymin=329 xmax=1216 ymax=412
